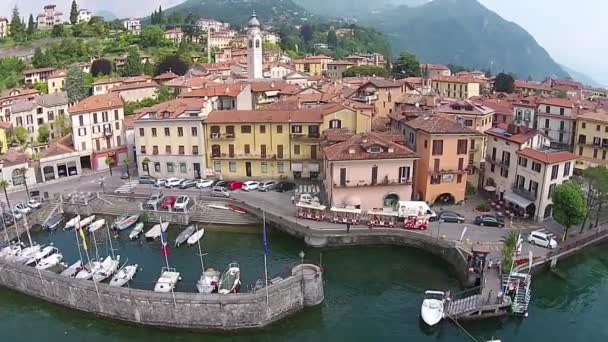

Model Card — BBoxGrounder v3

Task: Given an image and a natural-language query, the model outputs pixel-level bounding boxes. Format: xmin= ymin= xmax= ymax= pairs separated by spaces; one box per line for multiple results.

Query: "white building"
xmin=9 ymin=92 xmax=69 ymax=144
xmin=512 ymin=98 xmax=538 ymax=129
xmin=37 ymin=5 xmax=63 ymax=29
xmin=247 ymin=13 xmax=263 ymax=80
xmin=123 ymin=18 xmax=141 ymax=35
xmin=196 ymin=18 xmax=228 ymax=32
xmin=536 ymin=98 xmax=577 ymax=150
xmin=0 ymin=17 xmax=9 ymax=39
xmin=262 ymin=31 xmax=281 ymax=45
xmin=77 ymin=9 xmax=92 ymax=23
xmin=69 ymin=93 xmax=128 ymax=171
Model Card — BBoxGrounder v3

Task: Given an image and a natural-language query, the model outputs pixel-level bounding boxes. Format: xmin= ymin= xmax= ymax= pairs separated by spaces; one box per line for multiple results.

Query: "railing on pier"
xmin=445 ymin=286 xmax=482 ymax=317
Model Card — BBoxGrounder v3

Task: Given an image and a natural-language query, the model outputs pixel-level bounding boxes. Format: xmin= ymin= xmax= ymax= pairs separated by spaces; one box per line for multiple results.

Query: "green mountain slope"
xmin=293 ymin=0 xmax=427 ymax=17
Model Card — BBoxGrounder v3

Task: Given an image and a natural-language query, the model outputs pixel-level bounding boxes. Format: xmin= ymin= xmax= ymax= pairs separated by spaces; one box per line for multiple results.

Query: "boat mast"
xmin=91 ymin=222 xmax=100 ymax=261
xmin=105 ymin=222 xmax=116 ymax=259
xmin=195 ymin=224 xmax=205 ymax=272
xmin=263 ymin=211 xmax=269 ymax=305
xmin=22 ymin=213 xmax=34 ymax=247
xmin=1 ymin=206 xmax=10 ymax=243
xmin=160 ymin=217 xmax=170 ymax=270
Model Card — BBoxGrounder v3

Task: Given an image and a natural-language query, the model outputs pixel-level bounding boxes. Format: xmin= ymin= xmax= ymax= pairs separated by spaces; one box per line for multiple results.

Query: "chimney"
xmin=507 ymin=123 xmax=519 ymax=135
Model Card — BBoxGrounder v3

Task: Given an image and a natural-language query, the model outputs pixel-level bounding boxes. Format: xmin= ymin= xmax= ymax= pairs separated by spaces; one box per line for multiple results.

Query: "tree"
xmin=556 ymin=90 xmax=568 ymax=98
xmin=32 ymin=47 xmax=51 ymax=68
xmin=51 ymin=24 xmax=66 ymax=38
xmin=33 ymin=82 xmax=48 ymax=94
xmin=327 ymin=29 xmax=338 ymax=48
xmin=552 ymin=182 xmax=587 ymax=241
xmin=0 ymin=180 xmax=13 ymax=216
xmin=105 ymin=156 xmax=116 ymax=176
xmin=55 ymin=113 xmax=71 ymax=136
xmin=90 ymin=58 xmax=113 ymax=77
xmin=10 ymin=6 xmax=25 ymax=41
xmin=342 ymin=65 xmax=389 ymax=78
xmin=157 ymin=6 xmax=163 ymax=25
xmin=37 ymin=123 xmax=50 ymax=143
xmin=140 ymin=26 xmax=167 ymax=48
xmin=494 ymin=72 xmax=515 ymax=93
xmin=0 ymin=57 xmax=26 ymax=90
xmin=66 ymin=65 xmax=89 ymax=102
xmin=157 ymin=85 xmax=175 ymax=102
xmin=578 ymin=166 xmax=608 ymax=232
xmin=123 ymin=157 xmax=132 ymax=181
xmin=300 ymin=24 xmax=314 ymax=43
xmin=123 ymin=47 xmax=143 ymax=76
xmin=501 ymin=231 xmax=520 ymax=272
xmin=13 ymin=127 xmax=28 ymax=146
xmin=70 ymin=0 xmax=79 ymax=25
xmin=392 ymin=51 xmax=420 ymax=79
xmin=27 ymin=14 xmax=35 ymax=37
xmin=155 ymin=54 xmax=190 ymax=76
xmin=143 ymin=60 xmax=154 ymax=76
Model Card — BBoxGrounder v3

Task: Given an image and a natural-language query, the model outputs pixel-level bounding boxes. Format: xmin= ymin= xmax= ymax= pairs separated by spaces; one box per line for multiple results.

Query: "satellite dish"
xmin=415 ymin=102 xmax=420 ymax=108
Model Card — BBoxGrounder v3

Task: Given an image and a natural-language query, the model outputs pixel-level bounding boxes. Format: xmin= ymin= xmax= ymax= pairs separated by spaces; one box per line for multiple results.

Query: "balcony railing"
xmin=485 ymin=157 xmax=510 ymax=168
xmin=291 ymin=133 xmax=320 ymax=140
xmin=428 ymin=168 xmax=469 ymax=175
xmin=352 ymin=93 xmax=378 ymax=103
xmin=334 ymin=178 xmax=412 ymax=188
xmin=511 ymin=186 xmax=537 ymax=201
xmin=210 ymin=133 xmax=235 ymax=140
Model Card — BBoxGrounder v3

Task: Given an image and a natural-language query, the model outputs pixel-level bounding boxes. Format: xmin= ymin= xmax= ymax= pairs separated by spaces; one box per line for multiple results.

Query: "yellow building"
xmin=0 ymin=121 xmax=10 ymax=154
xmin=294 ymin=55 xmax=334 ymax=77
xmin=204 ymin=104 xmax=371 ymax=179
xmin=431 ymin=76 xmax=482 ymax=99
xmin=574 ymin=108 xmax=608 ymax=171
xmin=47 ymin=69 xmax=67 ymax=94
xmin=350 ymin=79 xmax=412 ymax=118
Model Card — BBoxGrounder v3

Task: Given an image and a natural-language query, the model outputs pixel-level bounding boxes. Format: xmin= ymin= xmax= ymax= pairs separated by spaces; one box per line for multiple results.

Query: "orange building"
xmin=404 ymin=115 xmax=484 ymax=204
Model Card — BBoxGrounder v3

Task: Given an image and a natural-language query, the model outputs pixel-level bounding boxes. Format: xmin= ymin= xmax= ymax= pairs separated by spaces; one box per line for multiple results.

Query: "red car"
xmin=161 ymin=196 xmax=177 ymax=209
xmin=228 ymin=180 xmax=244 ymax=190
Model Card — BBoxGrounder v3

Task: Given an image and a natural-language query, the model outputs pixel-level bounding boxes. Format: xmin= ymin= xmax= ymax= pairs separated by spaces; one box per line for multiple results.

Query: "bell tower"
xmin=247 ymin=11 xmax=263 ymax=79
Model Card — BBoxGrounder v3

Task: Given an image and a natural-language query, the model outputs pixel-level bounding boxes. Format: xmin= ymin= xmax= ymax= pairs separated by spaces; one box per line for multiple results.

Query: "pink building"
xmin=323 ymin=132 xmax=419 ymax=210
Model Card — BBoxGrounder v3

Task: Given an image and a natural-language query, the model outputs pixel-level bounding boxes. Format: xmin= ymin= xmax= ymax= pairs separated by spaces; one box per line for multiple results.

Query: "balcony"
xmin=352 ymin=93 xmax=378 ymax=103
xmin=428 ymin=168 xmax=469 ymax=175
xmin=511 ymin=185 xmax=537 ymax=201
xmin=485 ymin=157 xmax=510 ymax=168
xmin=290 ymin=133 xmax=320 ymax=140
xmin=210 ymin=133 xmax=235 ymax=140
xmin=334 ymin=178 xmax=412 ymax=188
xmin=103 ymin=128 xmax=113 ymax=137
xmin=211 ymin=153 xmax=277 ymax=160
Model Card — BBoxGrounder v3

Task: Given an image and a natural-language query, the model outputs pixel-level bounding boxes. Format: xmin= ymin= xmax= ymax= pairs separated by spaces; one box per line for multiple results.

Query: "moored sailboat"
xmin=78 ymin=215 xmax=96 ymax=229
xmin=35 ymin=252 xmax=63 ymax=270
xmin=64 ymin=215 xmax=81 ymax=230
xmin=60 ymin=260 xmax=83 ymax=277
xmin=145 ymin=222 xmax=169 ymax=240
xmin=186 ymin=228 xmax=204 ymax=246
xmin=92 ymin=255 xmax=121 ymax=282
xmin=109 ymin=264 xmax=138 ymax=287
xmin=43 ymin=214 xmax=63 ymax=231
xmin=175 ymin=225 xmax=195 ymax=247
xmin=129 ymin=222 xmax=144 ymax=240
xmin=112 ymin=214 xmax=140 ymax=231
xmin=26 ymin=246 xmax=57 ymax=266
xmin=87 ymin=219 xmax=106 ymax=233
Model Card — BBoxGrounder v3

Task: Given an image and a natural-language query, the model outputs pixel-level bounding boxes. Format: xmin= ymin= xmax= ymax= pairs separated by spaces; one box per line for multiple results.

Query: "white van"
xmin=527 ymin=230 xmax=558 ymax=249
xmin=397 ymin=201 xmax=437 ymax=221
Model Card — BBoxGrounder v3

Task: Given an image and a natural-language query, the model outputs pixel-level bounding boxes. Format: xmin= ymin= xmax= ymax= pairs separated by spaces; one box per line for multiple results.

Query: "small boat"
xmin=0 ymin=242 xmax=23 ymax=259
xmin=145 ymin=222 xmax=169 ymax=241
xmin=109 ymin=264 xmax=138 ymax=287
xmin=206 ymin=204 xmax=230 ymax=211
xmin=111 ymin=214 xmax=128 ymax=230
xmin=92 ymin=255 xmax=121 ymax=282
xmin=43 ymin=214 xmax=63 ymax=231
xmin=129 ymin=222 xmax=145 ymax=240
xmin=75 ymin=259 xmax=102 ymax=280
xmin=26 ymin=246 xmax=57 ymax=266
xmin=60 ymin=260 xmax=83 ymax=277
xmin=12 ymin=244 xmax=41 ymax=264
xmin=175 ymin=226 xmax=195 ymax=247
xmin=186 ymin=228 xmax=205 ymax=246
xmin=421 ymin=290 xmax=446 ymax=326
xmin=113 ymin=214 xmax=140 ymax=231
xmin=87 ymin=219 xmax=106 ymax=233
xmin=35 ymin=253 xmax=63 ymax=270
xmin=64 ymin=215 xmax=81 ymax=230
xmin=226 ymin=204 xmax=246 ymax=214
xmin=196 ymin=267 xmax=220 ymax=294
xmin=78 ymin=215 xmax=96 ymax=228
xmin=218 ymin=262 xmax=241 ymax=294
xmin=154 ymin=267 xmax=181 ymax=293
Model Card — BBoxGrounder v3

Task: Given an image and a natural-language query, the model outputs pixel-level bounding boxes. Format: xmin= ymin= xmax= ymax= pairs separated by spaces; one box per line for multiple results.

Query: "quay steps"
xmin=445 ymin=295 xmax=481 ymax=317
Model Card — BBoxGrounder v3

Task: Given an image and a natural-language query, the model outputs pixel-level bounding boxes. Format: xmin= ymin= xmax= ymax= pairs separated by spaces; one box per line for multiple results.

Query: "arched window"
xmin=255 ymin=39 xmax=260 ymax=48
xmin=383 ymin=193 xmax=400 ymax=209
xmin=248 ymin=40 xmax=253 ymax=48
xmin=329 ymin=119 xmax=342 ymax=129
xmin=11 ymin=169 xmax=25 ymax=186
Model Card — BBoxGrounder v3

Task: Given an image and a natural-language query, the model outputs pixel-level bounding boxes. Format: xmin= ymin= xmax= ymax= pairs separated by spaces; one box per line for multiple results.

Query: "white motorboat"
xmin=26 ymin=246 xmax=57 ymax=266
xmin=0 ymin=243 xmax=23 ymax=259
xmin=87 ymin=219 xmax=106 ymax=233
xmin=64 ymin=215 xmax=81 ymax=230
xmin=421 ymin=290 xmax=446 ymax=326
xmin=78 ymin=215 xmax=96 ymax=228
xmin=145 ymin=222 xmax=169 ymax=240
xmin=75 ymin=259 xmax=102 ymax=280
xmin=218 ymin=262 xmax=241 ymax=294
xmin=175 ymin=226 xmax=195 ymax=247
xmin=186 ymin=228 xmax=205 ymax=246
xmin=12 ymin=244 xmax=41 ymax=264
xmin=35 ymin=253 xmax=63 ymax=270
xmin=109 ymin=264 xmax=138 ymax=287
xmin=92 ymin=255 xmax=121 ymax=282
xmin=154 ymin=267 xmax=180 ymax=293
xmin=196 ymin=267 xmax=220 ymax=294
xmin=129 ymin=222 xmax=145 ymax=240
xmin=60 ymin=260 xmax=83 ymax=277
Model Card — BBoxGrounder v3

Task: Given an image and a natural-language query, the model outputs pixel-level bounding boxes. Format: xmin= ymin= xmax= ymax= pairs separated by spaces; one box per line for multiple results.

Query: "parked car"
xmin=139 ymin=175 xmax=157 ymax=185
xmin=527 ymin=230 xmax=558 ymax=249
xmin=121 ymin=171 xmax=129 ymax=180
xmin=179 ymin=179 xmax=197 ymax=189
xmin=146 ymin=193 xmax=165 ymax=209
xmin=155 ymin=178 xmax=168 ymax=187
xmin=165 ymin=178 xmax=184 ymax=188
xmin=228 ymin=180 xmax=244 ymax=190
xmin=215 ymin=180 xmax=230 ymax=188
xmin=161 ymin=196 xmax=177 ymax=209
xmin=274 ymin=181 xmax=296 ymax=193
xmin=474 ymin=215 xmax=505 ymax=228
xmin=27 ymin=199 xmax=42 ymax=209
xmin=299 ymin=193 xmax=320 ymax=204
xmin=210 ymin=186 xmax=230 ymax=198
xmin=438 ymin=211 xmax=465 ymax=223
xmin=196 ymin=179 xmax=215 ymax=189
xmin=242 ymin=181 xmax=260 ymax=191
xmin=258 ymin=180 xmax=278 ymax=192
xmin=173 ymin=195 xmax=190 ymax=211
xmin=11 ymin=210 xmax=23 ymax=221
xmin=1 ymin=213 xmax=15 ymax=227
xmin=14 ymin=202 xmax=31 ymax=214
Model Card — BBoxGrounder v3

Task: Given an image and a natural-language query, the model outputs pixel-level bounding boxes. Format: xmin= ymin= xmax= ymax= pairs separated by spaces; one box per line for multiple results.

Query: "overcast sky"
xmin=2 ymin=0 xmax=605 ymax=85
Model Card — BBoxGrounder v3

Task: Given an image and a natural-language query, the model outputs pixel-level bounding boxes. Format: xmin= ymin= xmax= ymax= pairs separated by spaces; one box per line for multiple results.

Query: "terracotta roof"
xmin=402 ymin=77 xmax=424 ymax=85
xmin=48 ymin=69 xmax=67 ymax=78
xmin=537 ymin=97 xmax=575 ymax=108
xmin=432 ymin=75 xmax=485 ymax=84
xmin=435 ymin=100 xmax=495 ymax=116
xmin=123 ymin=114 xmax=138 ymax=129
xmin=405 ymin=115 xmax=481 ymax=135
xmin=0 ymin=88 xmax=39 ymax=103
xmin=110 ymin=82 xmax=158 ymax=92
xmin=0 ymin=120 xmax=12 ymax=129
xmin=135 ymin=98 xmax=206 ymax=120
xmin=41 ymin=134 xmax=76 ymax=158
xmin=420 ymin=63 xmax=450 ymax=71
xmin=205 ymin=109 xmax=324 ymax=124
xmin=153 ymin=71 xmax=179 ymax=81
xmin=479 ymin=99 xmax=513 ymax=115
xmin=249 ymin=81 xmax=300 ymax=94
xmin=164 ymin=76 xmax=209 ymax=88
xmin=360 ymin=79 xmax=401 ymax=89
xmin=181 ymin=84 xmax=246 ymax=98
xmin=0 ymin=148 xmax=29 ymax=167
xmin=486 ymin=123 xmax=539 ymax=144
xmin=517 ymin=148 xmax=577 ymax=164
xmin=328 ymin=60 xmax=355 ymax=66
xmin=93 ymin=77 xmax=124 ymax=86
xmin=515 ymin=80 xmax=552 ymax=91
xmin=577 ymin=108 xmax=608 ymax=123
xmin=23 ymin=67 xmax=55 ymax=75
xmin=324 ymin=132 xmax=418 ymax=161
xmin=69 ymin=93 xmax=123 ymax=114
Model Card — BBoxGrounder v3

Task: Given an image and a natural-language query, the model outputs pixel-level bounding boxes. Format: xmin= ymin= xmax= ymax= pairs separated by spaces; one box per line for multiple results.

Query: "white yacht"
xmin=109 ymin=264 xmax=138 ymax=287
xmin=154 ymin=267 xmax=180 ymax=293
xmin=421 ymin=290 xmax=446 ymax=326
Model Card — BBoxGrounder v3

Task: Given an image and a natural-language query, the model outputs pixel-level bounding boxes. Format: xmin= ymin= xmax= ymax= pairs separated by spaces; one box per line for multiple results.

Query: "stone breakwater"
xmin=0 ymin=260 xmax=324 ymax=331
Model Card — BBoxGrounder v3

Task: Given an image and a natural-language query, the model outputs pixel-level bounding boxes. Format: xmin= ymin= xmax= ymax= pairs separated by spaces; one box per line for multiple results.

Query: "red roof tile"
xmin=537 ymin=97 xmax=575 ymax=108
xmin=486 ymin=123 xmax=539 ymax=144
xmin=69 ymin=93 xmax=123 ymax=114
xmin=517 ymin=148 xmax=577 ymax=164
xmin=405 ymin=115 xmax=482 ymax=135
xmin=205 ymin=109 xmax=324 ymax=124
xmin=323 ymin=132 xmax=418 ymax=161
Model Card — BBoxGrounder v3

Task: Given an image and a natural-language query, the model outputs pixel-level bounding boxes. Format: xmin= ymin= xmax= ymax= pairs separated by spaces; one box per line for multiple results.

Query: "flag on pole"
xmin=79 ymin=226 xmax=88 ymax=251
xmin=160 ymin=224 xmax=170 ymax=257
xmin=262 ymin=213 xmax=269 ymax=256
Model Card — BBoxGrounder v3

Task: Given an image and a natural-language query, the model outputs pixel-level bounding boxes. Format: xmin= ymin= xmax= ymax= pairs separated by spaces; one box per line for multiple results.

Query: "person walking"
xmin=346 ymin=222 xmax=351 ymax=233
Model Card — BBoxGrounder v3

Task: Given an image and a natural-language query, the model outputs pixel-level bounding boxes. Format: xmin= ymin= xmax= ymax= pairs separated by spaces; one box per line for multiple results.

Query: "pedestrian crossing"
xmin=115 ymin=180 xmax=139 ymax=194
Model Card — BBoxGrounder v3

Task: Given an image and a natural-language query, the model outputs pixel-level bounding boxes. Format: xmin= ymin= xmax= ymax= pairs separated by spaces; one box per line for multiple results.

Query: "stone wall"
xmin=0 ymin=260 xmax=324 ymax=331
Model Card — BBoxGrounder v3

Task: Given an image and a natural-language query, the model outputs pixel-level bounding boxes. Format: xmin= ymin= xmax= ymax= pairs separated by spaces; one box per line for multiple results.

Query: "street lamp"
xmin=299 ymin=250 xmax=305 ymax=266
xmin=437 ymin=219 xmax=444 ymax=242
xmin=99 ymin=177 xmax=105 ymax=194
